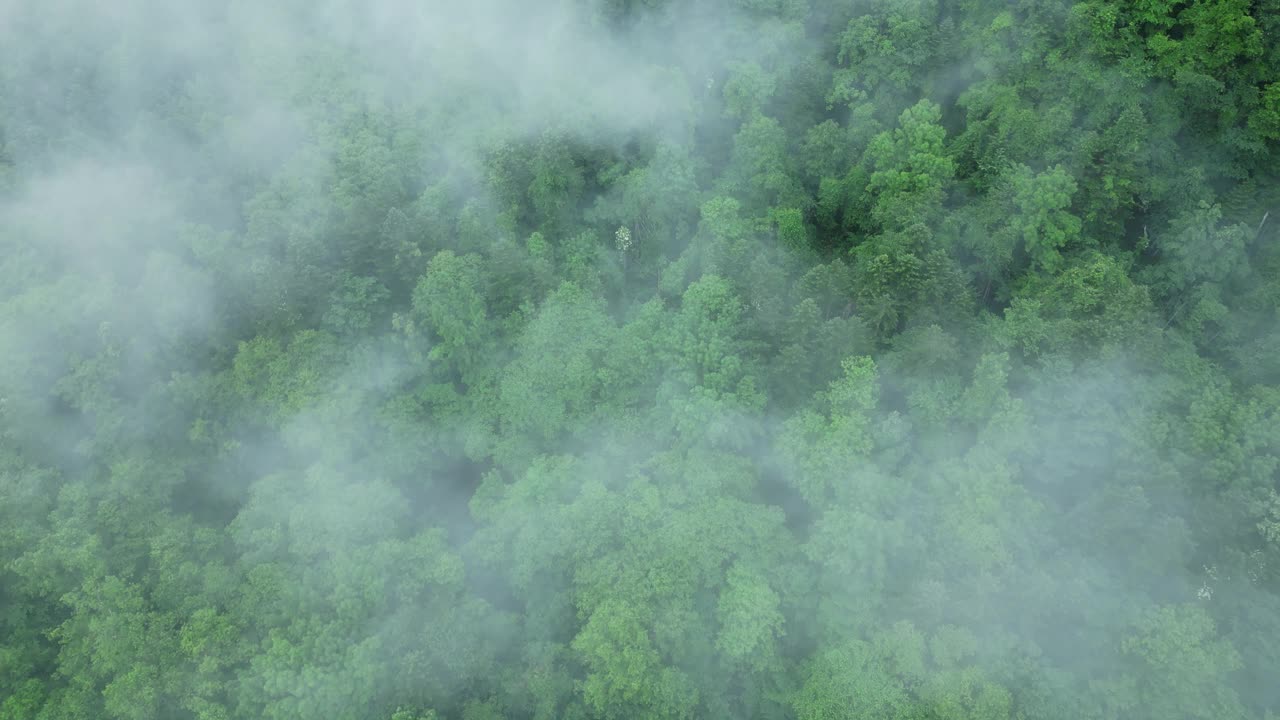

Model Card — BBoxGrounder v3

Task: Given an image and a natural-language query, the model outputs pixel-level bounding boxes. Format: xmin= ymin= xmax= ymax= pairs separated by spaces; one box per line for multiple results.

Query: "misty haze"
xmin=1 ymin=0 xmax=1278 ymax=719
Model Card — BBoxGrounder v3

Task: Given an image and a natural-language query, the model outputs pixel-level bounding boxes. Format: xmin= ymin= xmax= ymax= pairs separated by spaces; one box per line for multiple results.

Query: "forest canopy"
xmin=1 ymin=0 xmax=1279 ymax=718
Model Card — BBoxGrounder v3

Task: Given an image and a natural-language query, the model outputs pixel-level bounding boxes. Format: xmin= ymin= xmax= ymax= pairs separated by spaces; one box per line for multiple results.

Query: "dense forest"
xmin=1 ymin=0 xmax=1278 ymax=718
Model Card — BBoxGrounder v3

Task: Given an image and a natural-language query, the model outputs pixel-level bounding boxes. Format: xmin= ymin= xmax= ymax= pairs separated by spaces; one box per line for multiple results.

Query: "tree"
xmin=1002 ymin=164 xmax=1082 ymax=273
xmin=572 ymin=600 xmax=699 ymax=720
xmin=722 ymin=61 xmax=777 ymax=120
xmin=402 ymin=251 xmax=494 ymax=380
xmin=718 ymin=115 xmax=807 ymax=213
xmin=3 ymin=0 xmax=1280 ymax=717
xmin=1117 ymin=605 xmax=1247 ymax=720
xmin=863 ymin=100 xmax=956 ymax=231
xmin=793 ymin=638 xmax=913 ymax=720
xmin=830 ymin=0 xmax=940 ymax=116
xmin=498 ymin=282 xmax=615 ymax=457
xmin=715 ymin=562 xmax=785 ymax=671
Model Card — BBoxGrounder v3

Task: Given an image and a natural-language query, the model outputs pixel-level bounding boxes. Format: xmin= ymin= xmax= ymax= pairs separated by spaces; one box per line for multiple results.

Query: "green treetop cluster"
xmin=1 ymin=0 xmax=1278 ymax=718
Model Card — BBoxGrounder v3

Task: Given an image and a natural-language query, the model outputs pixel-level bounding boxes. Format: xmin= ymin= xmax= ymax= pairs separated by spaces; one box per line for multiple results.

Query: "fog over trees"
xmin=1 ymin=0 xmax=1278 ymax=718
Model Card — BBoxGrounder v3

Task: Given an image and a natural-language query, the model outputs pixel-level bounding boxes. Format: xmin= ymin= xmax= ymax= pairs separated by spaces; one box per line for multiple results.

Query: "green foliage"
xmin=572 ymin=600 xmax=699 ymax=720
xmin=498 ymin=283 xmax=615 ymax=449
xmin=864 ymin=100 xmax=955 ymax=231
xmin=1119 ymin=605 xmax=1248 ymax=720
xmin=832 ymin=0 xmax=939 ymax=111
xmin=403 ymin=251 xmax=494 ymax=378
xmin=722 ymin=61 xmax=777 ymax=119
xmin=1003 ymin=164 xmax=1082 ymax=272
xmin=714 ymin=563 xmax=785 ymax=667
xmin=3 ymin=1 xmax=1279 ymax=719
